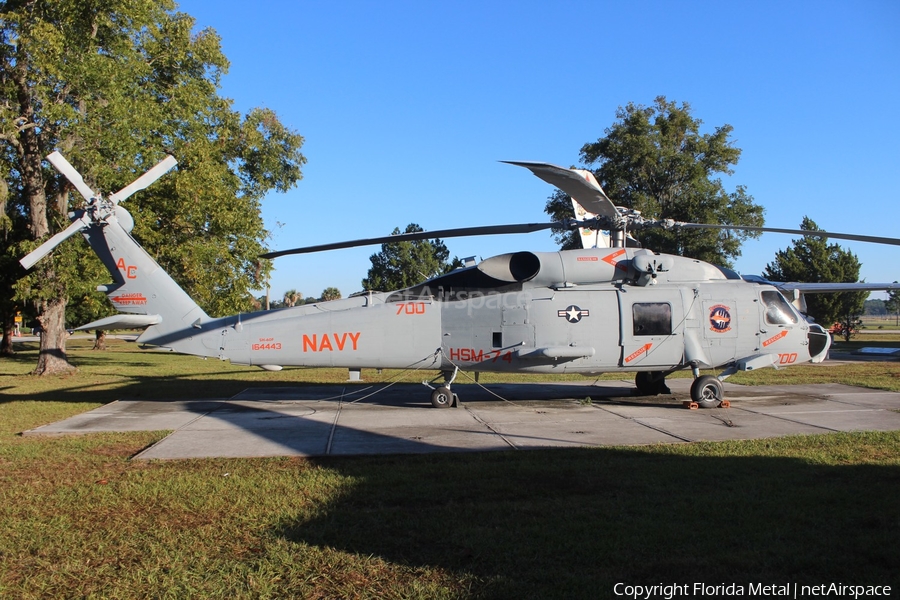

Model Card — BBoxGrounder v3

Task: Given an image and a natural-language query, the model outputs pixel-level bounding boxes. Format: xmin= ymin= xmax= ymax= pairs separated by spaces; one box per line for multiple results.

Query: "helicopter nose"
xmin=807 ymin=323 xmax=831 ymax=363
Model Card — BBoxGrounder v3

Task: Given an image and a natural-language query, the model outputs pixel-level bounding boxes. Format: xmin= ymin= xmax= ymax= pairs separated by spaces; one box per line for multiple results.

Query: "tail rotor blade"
xmin=109 ymin=155 xmax=178 ymax=204
xmin=46 ymin=151 xmax=96 ymax=201
xmin=19 ymin=216 xmax=91 ymax=270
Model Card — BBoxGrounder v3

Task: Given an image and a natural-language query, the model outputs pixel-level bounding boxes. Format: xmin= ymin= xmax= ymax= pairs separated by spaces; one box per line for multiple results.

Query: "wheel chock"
xmin=718 ymin=400 xmax=731 ymax=408
xmin=682 ymin=400 xmax=699 ymax=410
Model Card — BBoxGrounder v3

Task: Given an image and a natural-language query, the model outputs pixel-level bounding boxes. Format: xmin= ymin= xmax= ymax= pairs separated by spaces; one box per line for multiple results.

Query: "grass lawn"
xmin=2 ymin=338 xmax=899 ymax=598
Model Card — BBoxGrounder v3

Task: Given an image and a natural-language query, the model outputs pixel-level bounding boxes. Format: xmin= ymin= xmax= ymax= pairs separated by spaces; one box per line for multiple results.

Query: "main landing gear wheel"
xmin=431 ymin=386 xmax=455 ymax=408
xmin=635 ymin=371 xmax=671 ymax=395
xmin=690 ymin=375 xmax=724 ymax=409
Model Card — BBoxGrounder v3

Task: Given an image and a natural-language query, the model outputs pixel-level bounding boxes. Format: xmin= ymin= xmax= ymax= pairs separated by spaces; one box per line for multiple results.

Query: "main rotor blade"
xmin=261 ymin=222 xmax=562 ymax=259
xmin=46 ymin=151 xmax=96 ymax=201
xmin=674 ymin=223 xmax=900 ymax=247
xmin=502 ymin=161 xmax=619 ymax=221
xmin=109 ymin=155 xmax=178 ymax=204
xmin=19 ymin=215 xmax=91 ymax=270
xmin=773 ymin=282 xmax=900 ymax=294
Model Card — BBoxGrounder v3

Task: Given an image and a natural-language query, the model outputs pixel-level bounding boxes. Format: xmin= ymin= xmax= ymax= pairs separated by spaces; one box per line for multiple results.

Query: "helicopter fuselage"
xmin=144 ymin=246 xmax=829 ymax=379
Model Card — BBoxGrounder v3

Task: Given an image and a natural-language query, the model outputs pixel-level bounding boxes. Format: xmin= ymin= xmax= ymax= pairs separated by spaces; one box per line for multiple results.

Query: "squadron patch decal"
xmin=709 ymin=304 xmax=732 ymax=333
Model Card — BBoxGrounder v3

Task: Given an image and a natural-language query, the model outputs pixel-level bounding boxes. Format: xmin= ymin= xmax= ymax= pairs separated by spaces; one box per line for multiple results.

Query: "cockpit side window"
xmin=633 ymin=302 xmax=672 ymax=336
xmin=761 ymin=290 xmax=799 ymax=325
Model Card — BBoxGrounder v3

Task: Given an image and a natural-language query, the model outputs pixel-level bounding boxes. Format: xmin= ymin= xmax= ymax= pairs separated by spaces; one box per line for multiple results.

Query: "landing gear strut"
xmin=427 ymin=368 xmax=460 ymax=408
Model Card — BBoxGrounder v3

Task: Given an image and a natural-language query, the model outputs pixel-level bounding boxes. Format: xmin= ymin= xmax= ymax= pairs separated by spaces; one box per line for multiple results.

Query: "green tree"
xmin=0 ymin=168 xmax=27 ymax=355
xmin=545 ymin=96 xmax=764 ymax=266
xmin=864 ymin=299 xmax=886 ymax=317
xmin=763 ymin=217 xmax=867 ymax=330
xmin=320 ymin=287 xmax=341 ymax=302
xmin=834 ymin=315 xmax=863 ymax=343
xmin=885 ymin=284 xmax=900 ymax=327
xmin=282 ymin=289 xmax=303 ymax=307
xmin=1 ymin=0 xmax=305 ymax=373
xmin=361 ymin=223 xmax=461 ymax=292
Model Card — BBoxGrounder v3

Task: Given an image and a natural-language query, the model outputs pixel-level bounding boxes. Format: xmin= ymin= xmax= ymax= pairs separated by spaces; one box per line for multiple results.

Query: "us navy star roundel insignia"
xmin=558 ymin=305 xmax=590 ymax=323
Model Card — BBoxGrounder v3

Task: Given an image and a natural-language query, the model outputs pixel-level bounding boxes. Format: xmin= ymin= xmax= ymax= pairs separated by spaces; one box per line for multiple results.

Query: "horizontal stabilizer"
xmin=75 ymin=314 xmax=162 ymax=331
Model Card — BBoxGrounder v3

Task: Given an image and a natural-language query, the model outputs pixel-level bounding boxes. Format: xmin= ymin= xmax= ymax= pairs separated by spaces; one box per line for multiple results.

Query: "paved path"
xmin=23 ymin=379 xmax=900 ymax=460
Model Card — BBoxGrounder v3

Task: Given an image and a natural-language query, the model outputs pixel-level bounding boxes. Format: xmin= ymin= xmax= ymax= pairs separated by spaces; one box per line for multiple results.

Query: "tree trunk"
xmin=92 ymin=330 xmax=106 ymax=351
xmin=16 ymin=53 xmax=73 ymax=375
xmin=33 ymin=297 xmax=74 ymax=375
xmin=0 ymin=311 xmax=14 ymax=356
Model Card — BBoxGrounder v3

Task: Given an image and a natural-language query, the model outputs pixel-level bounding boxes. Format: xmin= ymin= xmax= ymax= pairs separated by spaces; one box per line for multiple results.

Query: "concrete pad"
xmin=470 ymin=403 xmax=678 ymax=448
xmin=813 ymin=390 xmax=900 ymax=410
xmin=138 ymin=401 xmax=341 ymax=459
xmin=22 ymin=380 xmax=900 ymax=460
xmin=735 ymin=400 xmax=900 ymax=432
xmin=22 ymin=399 xmax=225 ymax=434
xmin=177 ymin=401 xmax=332 ymax=431
xmin=330 ymin=402 xmax=508 ymax=455
xmin=599 ymin=404 xmax=830 ymax=442
xmin=138 ymin=426 xmax=334 ymax=459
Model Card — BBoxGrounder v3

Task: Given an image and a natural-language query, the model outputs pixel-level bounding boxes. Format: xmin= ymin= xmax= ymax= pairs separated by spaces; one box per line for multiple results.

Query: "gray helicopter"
xmin=20 ymin=153 xmax=900 ymax=409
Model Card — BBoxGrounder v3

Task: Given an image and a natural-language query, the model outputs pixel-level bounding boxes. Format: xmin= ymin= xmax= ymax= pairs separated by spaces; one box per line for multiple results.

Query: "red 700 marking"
xmin=778 ymin=352 xmax=798 ymax=365
xmin=395 ymin=302 xmax=426 ymax=315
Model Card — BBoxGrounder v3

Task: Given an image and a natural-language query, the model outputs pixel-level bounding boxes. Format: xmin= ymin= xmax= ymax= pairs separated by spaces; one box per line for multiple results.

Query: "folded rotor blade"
xmin=19 ymin=215 xmax=91 ymax=270
xmin=675 ymin=223 xmax=900 ymax=247
xmin=109 ymin=155 xmax=178 ymax=204
xmin=502 ymin=161 xmax=619 ymax=221
xmin=261 ymin=222 xmax=562 ymax=259
xmin=46 ymin=151 xmax=96 ymax=201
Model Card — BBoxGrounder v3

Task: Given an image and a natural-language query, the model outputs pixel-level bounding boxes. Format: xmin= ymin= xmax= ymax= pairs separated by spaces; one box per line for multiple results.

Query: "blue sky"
xmin=175 ymin=0 xmax=899 ymax=301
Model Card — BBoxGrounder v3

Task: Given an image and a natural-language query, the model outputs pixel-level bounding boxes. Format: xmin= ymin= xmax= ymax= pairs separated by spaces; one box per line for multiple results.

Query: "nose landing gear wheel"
xmin=690 ymin=375 xmax=724 ymax=409
xmin=431 ymin=386 xmax=454 ymax=408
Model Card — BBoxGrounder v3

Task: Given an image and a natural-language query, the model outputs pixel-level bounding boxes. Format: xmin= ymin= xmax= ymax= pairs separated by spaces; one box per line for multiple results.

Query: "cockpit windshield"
xmin=761 ymin=290 xmax=799 ymax=325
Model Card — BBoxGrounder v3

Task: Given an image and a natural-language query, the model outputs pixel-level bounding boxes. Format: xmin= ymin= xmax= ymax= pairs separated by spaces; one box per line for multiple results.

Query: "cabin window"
xmin=761 ymin=291 xmax=799 ymax=325
xmin=633 ymin=302 xmax=672 ymax=336
xmin=492 ymin=332 xmax=502 ymax=348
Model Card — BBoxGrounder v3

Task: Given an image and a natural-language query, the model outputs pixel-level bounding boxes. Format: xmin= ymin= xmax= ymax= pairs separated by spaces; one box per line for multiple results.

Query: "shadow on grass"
xmin=274 ymin=447 xmax=900 ymax=598
xmin=0 ymin=367 xmax=280 ymax=405
xmin=2 ymin=345 xmax=379 ymax=405
xmin=3 ymin=345 xmax=168 ymax=369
